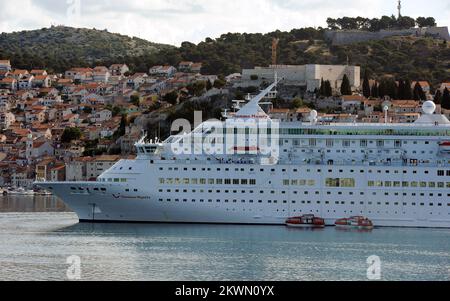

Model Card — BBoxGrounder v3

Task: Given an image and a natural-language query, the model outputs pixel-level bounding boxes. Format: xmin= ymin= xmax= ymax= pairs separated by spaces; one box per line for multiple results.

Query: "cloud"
xmin=0 ymin=0 xmax=448 ymax=45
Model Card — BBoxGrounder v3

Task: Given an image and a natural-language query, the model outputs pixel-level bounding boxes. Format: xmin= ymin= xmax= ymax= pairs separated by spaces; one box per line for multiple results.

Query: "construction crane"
xmin=272 ymin=38 xmax=280 ymax=66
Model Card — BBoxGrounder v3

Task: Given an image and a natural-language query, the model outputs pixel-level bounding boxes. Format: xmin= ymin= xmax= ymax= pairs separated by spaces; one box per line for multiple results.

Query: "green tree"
xmin=396 ymin=16 xmax=416 ymax=29
xmin=213 ymin=79 xmax=226 ymax=89
xmin=362 ymin=71 xmax=371 ymax=98
xmin=403 ymin=79 xmax=413 ymax=100
xmin=163 ymin=91 xmax=179 ymax=105
xmin=61 ymin=127 xmax=82 ymax=143
xmin=206 ymin=80 xmax=213 ymax=91
xmin=371 ymin=81 xmax=379 ymax=98
xmin=340 ymin=74 xmax=352 ymax=96
xmin=114 ymin=114 xmax=129 ymax=138
xmin=130 ymin=94 xmax=141 ymax=106
xmin=187 ymin=81 xmax=207 ymax=96
xmin=413 ymin=82 xmax=426 ymax=100
xmin=112 ymin=106 xmax=122 ymax=117
xmin=416 ymin=17 xmax=436 ymax=28
xmin=434 ymin=90 xmax=442 ymax=104
xmin=397 ymin=80 xmax=405 ymax=99
xmin=319 ymin=78 xmax=325 ymax=97
xmin=291 ymin=98 xmax=304 ymax=109
xmin=442 ymin=88 xmax=450 ymax=110
xmin=378 ymin=77 xmax=397 ymax=99
xmin=324 ymin=80 xmax=333 ymax=97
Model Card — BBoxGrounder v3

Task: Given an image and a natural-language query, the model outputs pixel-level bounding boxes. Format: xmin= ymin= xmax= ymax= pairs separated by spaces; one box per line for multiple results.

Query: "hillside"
xmin=0 ymin=26 xmax=177 ymax=73
xmin=0 ymin=26 xmax=449 ymax=85
xmin=178 ymin=29 xmax=450 ymax=86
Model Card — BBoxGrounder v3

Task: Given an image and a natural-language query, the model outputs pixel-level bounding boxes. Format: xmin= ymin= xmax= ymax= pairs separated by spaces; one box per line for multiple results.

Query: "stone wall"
xmin=241 ymin=64 xmax=360 ymax=93
xmin=325 ymin=26 xmax=450 ymax=45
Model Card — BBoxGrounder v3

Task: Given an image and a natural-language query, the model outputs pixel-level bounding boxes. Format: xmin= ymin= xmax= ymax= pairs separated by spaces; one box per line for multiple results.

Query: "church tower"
xmin=26 ymin=133 xmax=33 ymax=162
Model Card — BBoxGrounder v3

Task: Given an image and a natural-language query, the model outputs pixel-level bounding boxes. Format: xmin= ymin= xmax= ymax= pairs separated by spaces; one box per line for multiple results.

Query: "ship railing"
xmin=148 ymin=155 xmax=449 ymax=168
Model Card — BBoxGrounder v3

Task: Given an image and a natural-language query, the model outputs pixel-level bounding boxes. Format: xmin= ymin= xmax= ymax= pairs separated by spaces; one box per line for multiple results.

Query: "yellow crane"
xmin=272 ymin=38 xmax=280 ymax=66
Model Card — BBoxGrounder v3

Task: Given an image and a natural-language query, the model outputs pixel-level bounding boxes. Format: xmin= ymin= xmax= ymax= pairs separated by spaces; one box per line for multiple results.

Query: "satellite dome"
xmin=422 ymin=101 xmax=436 ymax=115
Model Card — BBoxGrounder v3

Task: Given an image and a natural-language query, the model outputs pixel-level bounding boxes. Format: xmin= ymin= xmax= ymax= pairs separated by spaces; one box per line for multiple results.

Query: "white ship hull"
xmin=38 ymin=162 xmax=450 ymax=228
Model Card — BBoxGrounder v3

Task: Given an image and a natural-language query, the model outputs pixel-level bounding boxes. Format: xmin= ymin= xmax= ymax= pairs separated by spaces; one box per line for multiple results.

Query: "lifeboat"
xmin=439 ymin=142 xmax=450 ymax=154
xmin=335 ymin=216 xmax=374 ymax=230
xmin=285 ymin=214 xmax=325 ymax=228
xmin=232 ymin=146 xmax=260 ymax=153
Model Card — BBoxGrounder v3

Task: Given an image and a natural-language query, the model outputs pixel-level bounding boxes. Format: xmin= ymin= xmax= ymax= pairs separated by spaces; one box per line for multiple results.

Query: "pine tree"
xmin=206 ymin=80 xmax=213 ymax=91
xmin=319 ymin=78 xmax=325 ymax=97
xmin=379 ymin=78 xmax=397 ymax=99
xmin=413 ymin=82 xmax=425 ymax=101
xmin=398 ymin=80 xmax=405 ymax=99
xmin=340 ymin=74 xmax=352 ymax=95
xmin=362 ymin=71 xmax=371 ymax=98
xmin=325 ymin=80 xmax=333 ymax=97
xmin=371 ymin=81 xmax=379 ymax=98
xmin=434 ymin=90 xmax=442 ymax=104
xmin=403 ymin=79 xmax=413 ymax=99
xmin=442 ymin=88 xmax=450 ymax=110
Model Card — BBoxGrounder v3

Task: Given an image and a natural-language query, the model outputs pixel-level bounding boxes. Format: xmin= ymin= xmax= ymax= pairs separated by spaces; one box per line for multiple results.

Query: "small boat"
xmin=285 ymin=214 xmax=325 ymax=228
xmin=335 ymin=216 xmax=374 ymax=230
xmin=8 ymin=187 xmax=35 ymax=196
xmin=439 ymin=141 xmax=450 ymax=154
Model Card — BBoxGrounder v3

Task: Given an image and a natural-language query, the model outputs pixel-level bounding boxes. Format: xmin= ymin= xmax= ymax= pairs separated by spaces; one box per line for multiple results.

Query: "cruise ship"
xmin=38 ymin=80 xmax=450 ymax=228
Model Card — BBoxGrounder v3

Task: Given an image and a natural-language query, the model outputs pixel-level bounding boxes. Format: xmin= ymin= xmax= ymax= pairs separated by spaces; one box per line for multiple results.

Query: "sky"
xmin=0 ymin=0 xmax=449 ymax=46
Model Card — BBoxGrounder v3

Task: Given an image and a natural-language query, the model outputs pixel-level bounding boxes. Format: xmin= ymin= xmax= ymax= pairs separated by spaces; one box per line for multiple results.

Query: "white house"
xmin=0 ymin=112 xmax=15 ymax=129
xmin=38 ymin=96 xmax=63 ymax=106
xmin=65 ymin=68 xmax=93 ymax=83
xmin=149 ymin=66 xmax=176 ymax=77
xmin=90 ymin=109 xmax=112 ymax=123
xmin=81 ymin=93 xmax=105 ymax=105
xmin=109 ymin=64 xmax=129 ymax=76
xmin=18 ymin=75 xmax=34 ymax=90
xmin=86 ymin=155 xmax=120 ymax=180
xmin=65 ymin=157 xmax=92 ymax=181
xmin=0 ymin=78 xmax=17 ymax=91
xmin=0 ymin=60 xmax=12 ymax=72
xmin=92 ymin=66 xmax=111 ymax=83
xmin=26 ymin=138 xmax=54 ymax=161
xmin=32 ymin=75 xmax=51 ymax=88
xmin=127 ymin=73 xmax=148 ymax=89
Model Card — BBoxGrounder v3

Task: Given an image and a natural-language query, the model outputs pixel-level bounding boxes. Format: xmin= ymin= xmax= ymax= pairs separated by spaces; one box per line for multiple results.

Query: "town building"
xmin=241 ymin=64 xmax=361 ymax=93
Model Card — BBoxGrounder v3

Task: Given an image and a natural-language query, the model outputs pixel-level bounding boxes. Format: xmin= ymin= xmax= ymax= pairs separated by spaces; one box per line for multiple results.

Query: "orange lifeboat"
xmin=439 ymin=142 xmax=450 ymax=154
xmin=285 ymin=214 xmax=325 ymax=228
xmin=335 ymin=216 xmax=374 ymax=230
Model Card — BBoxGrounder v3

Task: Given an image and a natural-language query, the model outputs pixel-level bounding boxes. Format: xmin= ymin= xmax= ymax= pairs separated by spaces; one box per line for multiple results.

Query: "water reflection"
xmin=1 ymin=197 xmax=450 ymax=281
xmin=0 ymin=195 xmax=69 ymax=212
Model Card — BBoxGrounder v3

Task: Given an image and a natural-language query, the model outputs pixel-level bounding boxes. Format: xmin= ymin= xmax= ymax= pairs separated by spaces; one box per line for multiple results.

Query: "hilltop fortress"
xmin=325 ymin=26 xmax=450 ymax=45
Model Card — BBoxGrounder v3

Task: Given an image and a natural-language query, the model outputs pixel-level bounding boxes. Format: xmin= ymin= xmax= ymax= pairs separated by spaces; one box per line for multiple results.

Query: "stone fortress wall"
xmin=240 ymin=64 xmax=360 ymax=93
xmin=325 ymin=26 xmax=450 ymax=45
